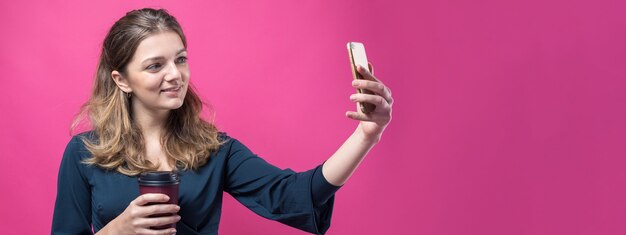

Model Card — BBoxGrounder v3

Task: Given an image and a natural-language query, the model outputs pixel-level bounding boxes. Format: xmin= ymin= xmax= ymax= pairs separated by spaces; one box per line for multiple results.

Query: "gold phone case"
xmin=347 ymin=42 xmax=376 ymax=114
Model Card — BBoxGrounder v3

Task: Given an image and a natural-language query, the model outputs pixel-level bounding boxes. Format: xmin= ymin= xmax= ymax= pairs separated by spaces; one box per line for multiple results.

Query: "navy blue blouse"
xmin=52 ymin=132 xmax=340 ymax=235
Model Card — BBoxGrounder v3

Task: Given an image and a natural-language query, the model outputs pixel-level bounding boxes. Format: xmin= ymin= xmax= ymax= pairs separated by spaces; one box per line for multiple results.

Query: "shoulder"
xmin=216 ymin=132 xmax=235 ymax=151
xmin=74 ymin=130 xmax=97 ymax=141
xmin=63 ymin=131 xmax=97 ymax=161
xmin=214 ymin=132 xmax=257 ymax=161
xmin=59 ymin=131 xmax=97 ymax=179
xmin=217 ymin=131 xmax=230 ymax=142
xmin=216 ymin=132 xmax=248 ymax=151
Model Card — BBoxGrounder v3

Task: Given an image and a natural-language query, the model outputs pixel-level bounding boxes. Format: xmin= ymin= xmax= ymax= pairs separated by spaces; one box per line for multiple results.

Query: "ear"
xmin=111 ymin=70 xmax=132 ymax=93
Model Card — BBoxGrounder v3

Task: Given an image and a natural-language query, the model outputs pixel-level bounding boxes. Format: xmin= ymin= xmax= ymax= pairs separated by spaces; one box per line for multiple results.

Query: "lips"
xmin=161 ymin=86 xmax=181 ymax=92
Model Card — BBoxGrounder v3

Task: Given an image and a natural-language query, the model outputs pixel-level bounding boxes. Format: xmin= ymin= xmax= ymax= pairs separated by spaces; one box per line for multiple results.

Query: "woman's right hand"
xmin=98 ymin=193 xmax=181 ymax=235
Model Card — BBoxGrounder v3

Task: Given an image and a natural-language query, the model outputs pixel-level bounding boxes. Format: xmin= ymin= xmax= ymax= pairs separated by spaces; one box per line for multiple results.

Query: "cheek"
xmin=127 ymin=73 xmax=159 ymax=91
xmin=142 ymin=74 xmax=164 ymax=90
xmin=181 ymin=69 xmax=190 ymax=83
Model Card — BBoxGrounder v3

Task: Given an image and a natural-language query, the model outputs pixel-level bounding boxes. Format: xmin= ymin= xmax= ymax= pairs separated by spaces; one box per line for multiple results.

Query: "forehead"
xmin=132 ymin=31 xmax=185 ymax=62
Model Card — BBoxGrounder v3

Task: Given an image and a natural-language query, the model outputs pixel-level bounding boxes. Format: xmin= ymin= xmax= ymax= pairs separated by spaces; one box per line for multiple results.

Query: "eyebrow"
xmin=141 ymin=48 xmax=187 ymax=64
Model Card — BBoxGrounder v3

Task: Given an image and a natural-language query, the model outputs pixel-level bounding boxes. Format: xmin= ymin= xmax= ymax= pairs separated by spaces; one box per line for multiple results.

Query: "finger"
xmin=352 ymin=80 xmax=393 ymax=105
xmin=350 ymin=93 xmax=391 ymax=111
xmin=139 ymin=214 xmax=181 ymax=229
xmin=137 ymin=226 xmax=177 ymax=235
xmin=346 ymin=111 xmax=372 ymax=121
xmin=141 ymin=204 xmax=181 ymax=217
xmin=368 ymin=62 xmax=374 ymax=75
xmin=357 ymin=65 xmax=381 ymax=83
xmin=133 ymin=194 xmax=171 ymax=206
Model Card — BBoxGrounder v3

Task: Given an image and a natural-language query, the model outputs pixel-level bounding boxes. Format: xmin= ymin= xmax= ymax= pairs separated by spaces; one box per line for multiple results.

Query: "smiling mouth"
xmin=161 ymin=86 xmax=181 ymax=92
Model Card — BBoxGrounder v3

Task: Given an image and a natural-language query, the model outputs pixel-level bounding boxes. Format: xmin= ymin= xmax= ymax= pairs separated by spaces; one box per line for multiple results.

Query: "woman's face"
xmin=114 ymin=31 xmax=189 ymax=114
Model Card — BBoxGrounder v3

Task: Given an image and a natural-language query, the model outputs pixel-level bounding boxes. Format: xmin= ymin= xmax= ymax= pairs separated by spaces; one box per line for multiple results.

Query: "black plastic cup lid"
xmin=138 ymin=171 xmax=180 ymax=186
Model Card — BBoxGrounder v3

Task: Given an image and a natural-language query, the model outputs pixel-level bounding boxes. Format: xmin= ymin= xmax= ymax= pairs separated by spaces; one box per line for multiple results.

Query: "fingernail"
xmin=359 ymin=65 xmax=368 ymax=73
xmin=352 ymin=80 xmax=360 ymax=87
xmin=175 ymin=206 xmax=181 ymax=210
xmin=164 ymin=196 xmax=170 ymax=201
xmin=350 ymin=95 xmax=357 ymax=101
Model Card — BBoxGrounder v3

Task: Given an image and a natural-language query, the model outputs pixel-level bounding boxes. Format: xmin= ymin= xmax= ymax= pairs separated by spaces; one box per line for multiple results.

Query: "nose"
xmin=164 ymin=62 xmax=182 ymax=82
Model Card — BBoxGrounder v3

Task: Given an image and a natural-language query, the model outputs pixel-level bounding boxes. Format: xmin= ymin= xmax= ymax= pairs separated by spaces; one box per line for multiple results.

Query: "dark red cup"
xmin=138 ymin=171 xmax=180 ymax=230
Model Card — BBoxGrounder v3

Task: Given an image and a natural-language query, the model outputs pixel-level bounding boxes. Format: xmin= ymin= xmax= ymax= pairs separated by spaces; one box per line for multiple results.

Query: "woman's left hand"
xmin=346 ymin=63 xmax=393 ymax=143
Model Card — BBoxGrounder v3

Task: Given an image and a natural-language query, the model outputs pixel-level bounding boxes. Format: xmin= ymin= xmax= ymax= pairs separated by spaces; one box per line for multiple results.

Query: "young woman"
xmin=52 ymin=8 xmax=393 ymax=235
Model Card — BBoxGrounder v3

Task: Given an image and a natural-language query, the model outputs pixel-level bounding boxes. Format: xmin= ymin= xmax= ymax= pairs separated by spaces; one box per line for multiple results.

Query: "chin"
xmin=170 ymin=101 xmax=185 ymax=110
xmin=162 ymin=99 xmax=185 ymax=110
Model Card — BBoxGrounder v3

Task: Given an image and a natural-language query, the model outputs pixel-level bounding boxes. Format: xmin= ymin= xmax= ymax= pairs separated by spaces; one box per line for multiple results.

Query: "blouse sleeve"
xmin=223 ymin=136 xmax=341 ymax=235
xmin=52 ymin=136 xmax=94 ymax=235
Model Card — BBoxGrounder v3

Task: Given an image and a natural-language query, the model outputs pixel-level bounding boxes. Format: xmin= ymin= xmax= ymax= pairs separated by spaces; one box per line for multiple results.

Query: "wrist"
xmin=353 ymin=127 xmax=380 ymax=145
xmin=96 ymin=217 xmax=118 ymax=235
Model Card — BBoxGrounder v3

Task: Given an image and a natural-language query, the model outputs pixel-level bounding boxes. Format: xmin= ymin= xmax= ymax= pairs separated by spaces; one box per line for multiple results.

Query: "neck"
xmin=132 ymin=103 xmax=170 ymax=139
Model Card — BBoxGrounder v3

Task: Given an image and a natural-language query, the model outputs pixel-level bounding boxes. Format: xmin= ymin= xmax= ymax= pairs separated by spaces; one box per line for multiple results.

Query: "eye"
xmin=146 ymin=63 xmax=162 ymax=71
xmin=175 ymin=56 xmax=188 ymax=64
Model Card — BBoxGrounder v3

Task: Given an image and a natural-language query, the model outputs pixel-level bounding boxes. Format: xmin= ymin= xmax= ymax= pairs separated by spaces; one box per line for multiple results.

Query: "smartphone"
xmin=347 ymin=42 xmax=376 ymax=114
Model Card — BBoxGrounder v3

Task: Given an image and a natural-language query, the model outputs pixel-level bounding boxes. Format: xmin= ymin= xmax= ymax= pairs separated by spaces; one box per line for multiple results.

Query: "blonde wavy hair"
xmin=72 ymin=8 xmax=223 ymax=176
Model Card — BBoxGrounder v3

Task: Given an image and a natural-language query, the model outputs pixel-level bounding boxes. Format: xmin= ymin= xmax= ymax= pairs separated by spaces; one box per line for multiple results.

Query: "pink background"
xmin=1 ymin=0 xmax=625 ymax=234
